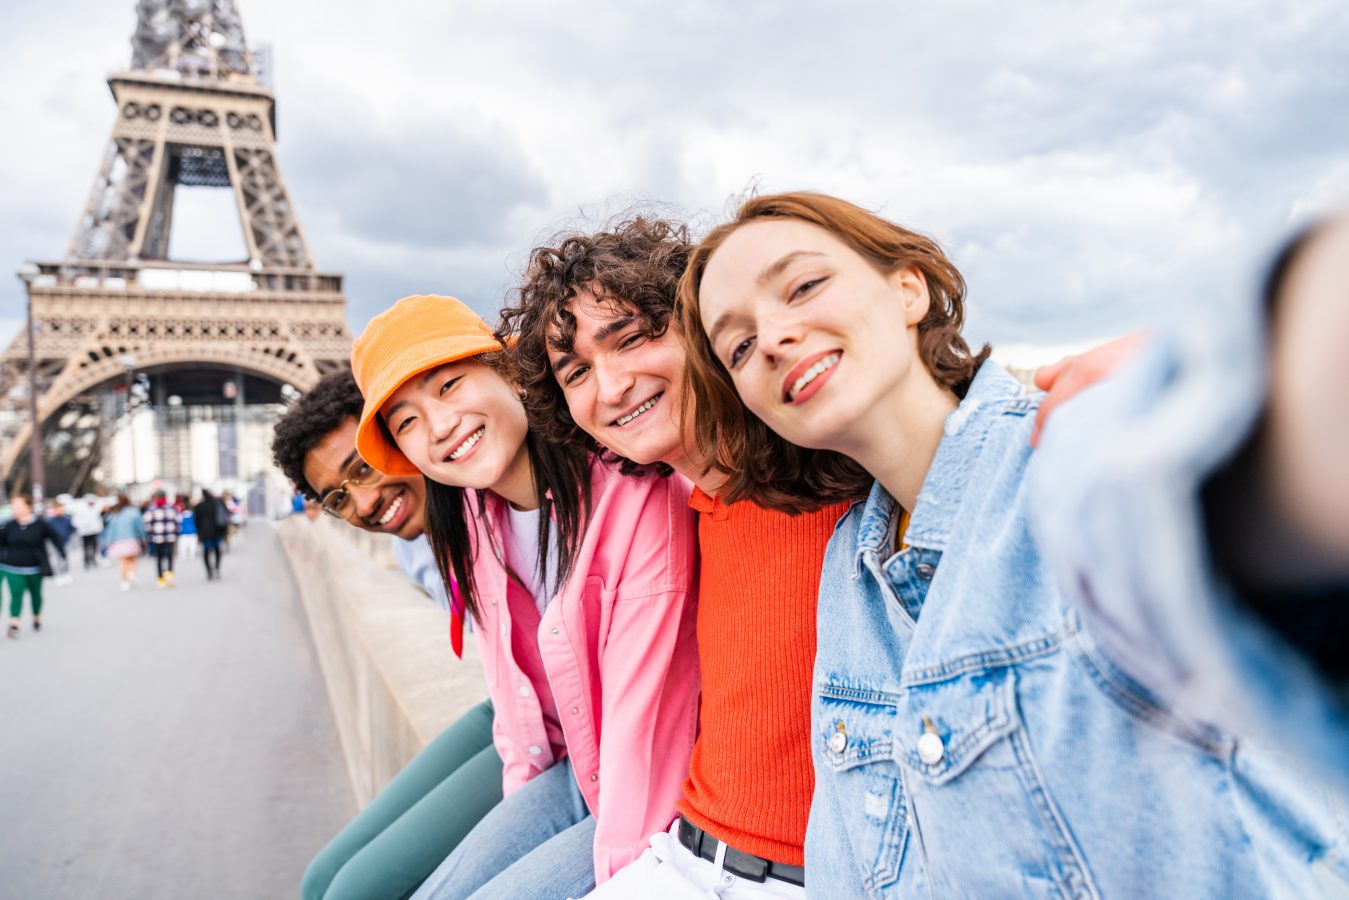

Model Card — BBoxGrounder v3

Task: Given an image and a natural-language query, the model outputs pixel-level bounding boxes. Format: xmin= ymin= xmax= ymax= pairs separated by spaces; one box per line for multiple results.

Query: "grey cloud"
xmin=6 ymin=0 xmax=1348 ymax=353
xmin=284 ymin=117 xmax=549 ymax=251
xmin=340 ymin=253 xmax=516 ymax=338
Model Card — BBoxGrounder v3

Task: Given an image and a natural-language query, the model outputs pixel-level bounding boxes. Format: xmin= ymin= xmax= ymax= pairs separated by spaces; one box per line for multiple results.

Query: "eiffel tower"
xmin=2 ymin=0 xmax=350 ymax=497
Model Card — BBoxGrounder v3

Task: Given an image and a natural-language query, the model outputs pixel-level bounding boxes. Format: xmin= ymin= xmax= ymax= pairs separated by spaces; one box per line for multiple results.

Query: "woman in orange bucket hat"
xmin=351 ymin=295 xmax=700 ymax=899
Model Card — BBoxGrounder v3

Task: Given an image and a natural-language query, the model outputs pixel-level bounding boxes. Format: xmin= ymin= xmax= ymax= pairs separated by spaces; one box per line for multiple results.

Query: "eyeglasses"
xmin=320 ymin=459 xmax=380 ymax=519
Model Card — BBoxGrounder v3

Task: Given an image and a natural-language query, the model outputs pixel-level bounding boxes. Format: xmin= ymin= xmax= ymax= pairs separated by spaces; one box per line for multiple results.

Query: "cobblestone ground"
xmin=0 ymin=520 xmax=354 ymax=900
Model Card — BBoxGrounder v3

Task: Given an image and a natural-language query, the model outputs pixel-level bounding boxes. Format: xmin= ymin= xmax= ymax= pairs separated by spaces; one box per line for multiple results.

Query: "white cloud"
xmin=2 ymin=0 xmax=1346 ymax=354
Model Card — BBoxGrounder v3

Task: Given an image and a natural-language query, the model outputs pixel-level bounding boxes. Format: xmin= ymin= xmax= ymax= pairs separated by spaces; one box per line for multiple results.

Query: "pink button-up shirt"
xmin=468 ymin=457 xmax=700 ymax=883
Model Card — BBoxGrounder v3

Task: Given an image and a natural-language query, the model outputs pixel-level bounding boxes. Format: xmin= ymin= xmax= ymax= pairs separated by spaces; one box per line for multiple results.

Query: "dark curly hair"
xmin=500 ymin=215 xmax=871 ymax=512
xmin=270 ymin=368 xmax=363 ymax=499
xmin=497 ymin=217 xmax=690 ymax=476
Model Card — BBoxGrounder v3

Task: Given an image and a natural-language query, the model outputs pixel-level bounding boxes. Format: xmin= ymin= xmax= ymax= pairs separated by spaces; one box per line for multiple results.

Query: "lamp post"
xmin=119 ymin=354 xmax=140 ymax=492
xmin=16 ymin=263 xmax=44 ymax=504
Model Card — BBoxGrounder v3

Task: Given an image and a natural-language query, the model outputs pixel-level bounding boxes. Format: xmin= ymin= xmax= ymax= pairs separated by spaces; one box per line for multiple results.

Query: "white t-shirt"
xmin=504 ymin=505 xmax=556 ymax=616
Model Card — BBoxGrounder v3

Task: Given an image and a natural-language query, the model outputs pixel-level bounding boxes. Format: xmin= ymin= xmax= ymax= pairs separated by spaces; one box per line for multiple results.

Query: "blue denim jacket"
xmin=1030 ymin=320 xmax=1349 ymax=789
xmin=807 ymin=361 xmax=1349 ymax=898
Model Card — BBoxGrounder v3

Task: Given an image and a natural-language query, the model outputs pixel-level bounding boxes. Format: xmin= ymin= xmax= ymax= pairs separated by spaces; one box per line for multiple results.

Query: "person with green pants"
xmin=1 ymin=494 xmax=68 ymax=638
xmin=273 ymin=371 xmax=505 ymax=899
xmin=302 ymin=699 xmax=503 ymax=899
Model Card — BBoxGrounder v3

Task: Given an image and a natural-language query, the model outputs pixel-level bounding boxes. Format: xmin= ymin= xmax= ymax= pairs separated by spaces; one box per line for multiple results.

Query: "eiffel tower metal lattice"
xmin=2 ymin=0 xmax=350 ymax=490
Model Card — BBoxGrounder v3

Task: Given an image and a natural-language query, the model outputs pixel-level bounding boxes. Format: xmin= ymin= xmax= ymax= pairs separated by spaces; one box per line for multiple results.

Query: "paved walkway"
xmin=0 ymin=521 xmax=354 ymax=899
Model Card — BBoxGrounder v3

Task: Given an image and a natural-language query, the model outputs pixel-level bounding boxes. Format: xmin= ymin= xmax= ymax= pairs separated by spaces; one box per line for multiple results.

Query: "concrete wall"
xmin=277 ymin=516 xmax=488 ymax=807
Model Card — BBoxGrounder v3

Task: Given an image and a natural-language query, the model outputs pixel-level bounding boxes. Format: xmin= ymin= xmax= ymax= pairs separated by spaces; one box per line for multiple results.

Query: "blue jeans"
xmin=412 ymin=759 xmax=596 ymax=900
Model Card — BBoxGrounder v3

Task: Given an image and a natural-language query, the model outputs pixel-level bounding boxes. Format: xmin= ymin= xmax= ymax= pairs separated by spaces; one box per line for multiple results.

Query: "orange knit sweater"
xmin=676 ymin=488 xmax=855 ymax=866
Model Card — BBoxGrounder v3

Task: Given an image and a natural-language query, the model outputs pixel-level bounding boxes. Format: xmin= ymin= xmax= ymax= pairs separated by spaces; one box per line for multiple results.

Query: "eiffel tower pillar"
xmin=2 ymin=0 xmax=350 ymax=492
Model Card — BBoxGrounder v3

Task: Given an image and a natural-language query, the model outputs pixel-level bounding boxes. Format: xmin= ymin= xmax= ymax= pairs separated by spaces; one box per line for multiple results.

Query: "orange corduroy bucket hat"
xmin=351 ymin=294 xmax=503 ymax=476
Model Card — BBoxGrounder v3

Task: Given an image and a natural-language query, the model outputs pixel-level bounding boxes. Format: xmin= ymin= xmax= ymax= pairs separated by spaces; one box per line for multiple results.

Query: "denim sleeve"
xmin=1029 ymin=329 xmax=1349 ymax=784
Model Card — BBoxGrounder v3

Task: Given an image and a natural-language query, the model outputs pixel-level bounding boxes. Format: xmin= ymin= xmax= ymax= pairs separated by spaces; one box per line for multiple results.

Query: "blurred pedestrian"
xmin=177 ymin=494 xmax=198 ymax=560
xmin=103 ymin=493 xmax=146 ymax=591
xmin=142 ymin=490 xmax=180 ymax=588
xmin=193 ymin=489 xmax=227 ymax=581
xmin=44 ymin=499 xmax=75 ymax=587
xmin=0 ymin=494 xmax=67 ymax=638
xmin=221 ymin=491 xmax=242 ymax=550
xmin=71 ymin=495 xmax=105 ymax=569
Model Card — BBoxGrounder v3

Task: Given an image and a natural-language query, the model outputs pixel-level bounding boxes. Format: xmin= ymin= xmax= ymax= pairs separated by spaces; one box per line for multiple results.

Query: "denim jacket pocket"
xmin=897 ymin=669 xmax=1100 ymax=898
xmin=899 ymin=672 xmax=1019 ymax=784
xmin=816 ymin=683 xmax=909 ymax=892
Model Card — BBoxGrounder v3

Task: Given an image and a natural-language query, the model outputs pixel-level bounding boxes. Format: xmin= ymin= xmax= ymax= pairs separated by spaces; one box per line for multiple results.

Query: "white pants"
xmin=178 ymin=534 xmax=198 ymax=559
xmin=581 ymin=821 xmax=806 ymax=899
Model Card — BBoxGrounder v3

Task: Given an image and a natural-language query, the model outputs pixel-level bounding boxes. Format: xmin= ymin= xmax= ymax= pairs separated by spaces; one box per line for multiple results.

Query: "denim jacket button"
xmin=528 ymin=745 xmax=542 ymax=756
xmin=519 ymin=685 xmax=531 ymax=698
xmin=829 ymin=731 xmax=848 ymax=753
xmin=918 ymin=731 xmax=945 ymax=765
xmin=915 ymin=562 xmax=935 ymax=580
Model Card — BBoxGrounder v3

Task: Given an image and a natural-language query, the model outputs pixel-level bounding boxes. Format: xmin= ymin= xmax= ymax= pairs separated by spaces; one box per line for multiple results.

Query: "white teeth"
xmin=377 ymin=495 xmax=403 ymax=526
xmin=615 ymin=394 xmax=660 ymax=426
xmin=789 ymin=354 xmax=841 ymax=401
xmin=448 ymin=426 xmax=485 ymax=460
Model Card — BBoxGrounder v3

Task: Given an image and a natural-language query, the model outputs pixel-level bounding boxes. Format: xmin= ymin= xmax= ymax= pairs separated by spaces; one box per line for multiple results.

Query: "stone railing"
xmin=276 ymin=515 xmax=487 ymax=806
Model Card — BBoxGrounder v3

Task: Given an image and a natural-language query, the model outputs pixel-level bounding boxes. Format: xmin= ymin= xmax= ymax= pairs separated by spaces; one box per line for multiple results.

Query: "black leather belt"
xmin=677 ymin=815 xmax=806 ymax=887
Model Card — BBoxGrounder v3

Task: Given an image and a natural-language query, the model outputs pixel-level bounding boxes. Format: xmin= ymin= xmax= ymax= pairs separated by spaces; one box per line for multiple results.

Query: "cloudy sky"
xmin=3 ymin=0 xmax=1347 ymax=361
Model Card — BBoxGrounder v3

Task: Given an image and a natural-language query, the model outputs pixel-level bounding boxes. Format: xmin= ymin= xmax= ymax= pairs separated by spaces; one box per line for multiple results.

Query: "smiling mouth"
xmin=445 ymin=426 xmax=485 ymax=462
xmin=785 ymin=352 xmax=842 ymax=402
xmin=612 ymin=393 xmax=662 ymax=427
xmin=375 ymin=492 xmax=405 ymax=527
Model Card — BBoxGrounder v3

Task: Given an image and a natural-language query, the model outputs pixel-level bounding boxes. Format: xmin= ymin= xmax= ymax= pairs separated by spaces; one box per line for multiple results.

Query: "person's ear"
xmin=889 ymin=266 xmax=930 ymax=326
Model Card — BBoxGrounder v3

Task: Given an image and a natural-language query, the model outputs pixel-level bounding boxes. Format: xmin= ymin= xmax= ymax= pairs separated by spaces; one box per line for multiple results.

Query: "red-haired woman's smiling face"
xmin=697 ymin=218 xmax=930 ymax=452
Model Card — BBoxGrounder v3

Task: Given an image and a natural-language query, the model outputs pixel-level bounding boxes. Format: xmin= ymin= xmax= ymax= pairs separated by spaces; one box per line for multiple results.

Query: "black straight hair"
xmin=404 ymin=359 xmax=592 ymax=624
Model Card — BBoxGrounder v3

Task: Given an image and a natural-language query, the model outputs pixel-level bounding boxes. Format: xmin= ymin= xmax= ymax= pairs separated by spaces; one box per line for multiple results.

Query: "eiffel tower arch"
xmin=2 ymin=0 xmax=349 ymax=497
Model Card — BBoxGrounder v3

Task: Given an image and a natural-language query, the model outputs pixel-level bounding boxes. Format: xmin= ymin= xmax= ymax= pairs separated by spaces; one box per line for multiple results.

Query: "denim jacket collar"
xmin=853 ymin=363 xmax=1033 ymax=576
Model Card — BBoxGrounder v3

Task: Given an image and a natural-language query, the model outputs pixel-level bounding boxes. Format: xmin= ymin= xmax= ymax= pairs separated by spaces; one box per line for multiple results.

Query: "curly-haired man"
xmin=498 ymin=216 xmax=863 ymax=897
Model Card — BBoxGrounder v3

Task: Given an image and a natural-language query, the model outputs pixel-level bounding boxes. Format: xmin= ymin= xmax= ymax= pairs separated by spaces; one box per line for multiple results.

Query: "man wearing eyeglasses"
xmin=271 ymin=369 xmax=502 ymax=900
xmin=272 ymin=369 xmax=439 ymax=605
